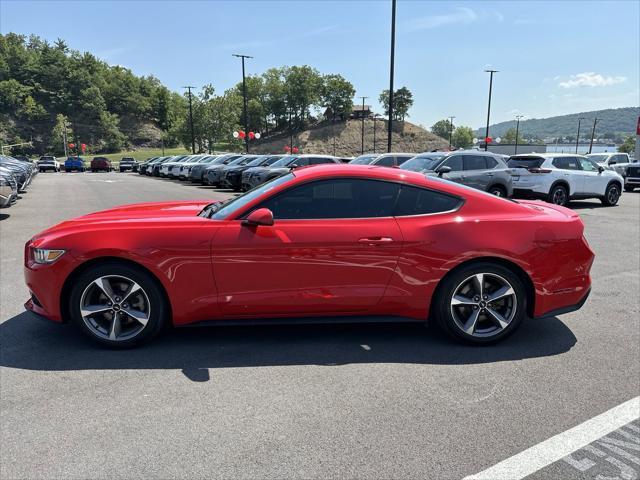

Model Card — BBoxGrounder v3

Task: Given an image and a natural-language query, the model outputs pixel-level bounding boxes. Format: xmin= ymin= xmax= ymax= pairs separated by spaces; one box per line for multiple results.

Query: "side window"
xmin=553 ymin=157 xmax=581 ymax=170
xmin=394 ymin=185 xmax=462 ymax=216
xmin=375 ymin=156 xmax=395 ymax=167
xmin=578 ymin=157 xmax=599 ymax=172
xmin=293 ymin=157 xmax=310 ymax=167
xmin=309 ymin=157 xmax=335 ymax=165
xmin=442 ymin=155 xmax=463 ymax=171
xmin=611 ymin=155 xmax=626 ymax=164
xmin=463 ymin=155 xmax=487 ymax=171
xmin=256 ymin=179 xmax=400 ymax=219
xmin=396 ymin=155 xmax=413 ymax=165
xmin=485 ymin=157 xmax=499 ymax=169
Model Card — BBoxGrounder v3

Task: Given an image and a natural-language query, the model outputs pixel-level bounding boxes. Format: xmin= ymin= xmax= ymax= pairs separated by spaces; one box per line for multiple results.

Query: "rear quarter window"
xmin=394 ymin=185 xmax=462 ymax=216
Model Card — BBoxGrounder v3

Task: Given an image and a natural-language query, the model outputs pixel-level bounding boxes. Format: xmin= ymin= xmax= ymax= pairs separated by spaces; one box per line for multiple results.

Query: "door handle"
xmin=359 ymin=237 xmax=394 ymax=245
xmin=486 ymin=173 xmax=494 ymax=177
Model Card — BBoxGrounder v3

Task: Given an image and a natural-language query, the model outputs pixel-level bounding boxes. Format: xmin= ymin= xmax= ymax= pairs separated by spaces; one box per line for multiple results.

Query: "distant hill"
xmin=252 ymin=119 xmax=448 ymax=157
xmin=476 ymin=107 xmax=639 ymax=140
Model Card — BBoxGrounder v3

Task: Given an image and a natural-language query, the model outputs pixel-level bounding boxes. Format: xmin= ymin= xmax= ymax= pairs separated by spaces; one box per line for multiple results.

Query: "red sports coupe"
xmin=24 ymin=165 xmax=594 ymax=347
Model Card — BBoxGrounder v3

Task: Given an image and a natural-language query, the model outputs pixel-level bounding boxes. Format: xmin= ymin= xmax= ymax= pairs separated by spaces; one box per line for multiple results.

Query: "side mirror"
xmin=242 ymin=208 xmax=274 ymax=227
xmin=435 ymin=165 xmax=452 ymax=177
xmin=289 ymin=164 xmax=299 ymax=169
xmin=598 ymin=166 xmax=605 ymax=173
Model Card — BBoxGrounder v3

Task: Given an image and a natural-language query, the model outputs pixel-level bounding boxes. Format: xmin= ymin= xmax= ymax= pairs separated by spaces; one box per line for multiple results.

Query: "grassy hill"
xmin=477 ymin=107 xmax=639 ymax=140
xmin=252 ymin=119 xmax=447 ymax=157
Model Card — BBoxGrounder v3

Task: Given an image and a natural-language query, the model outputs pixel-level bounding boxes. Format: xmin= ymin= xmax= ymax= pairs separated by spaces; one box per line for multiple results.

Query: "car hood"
xmin=33 ymin=201 xmax=215 ymax=241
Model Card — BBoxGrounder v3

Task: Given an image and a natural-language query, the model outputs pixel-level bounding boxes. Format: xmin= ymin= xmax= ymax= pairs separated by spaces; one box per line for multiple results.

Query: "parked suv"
xmin=90 ymin=157 xmax=112 ymax=172
xmin=119 ymin=157 xmax=138 ymax=172
xmin=401 ymin=150 xmax=514 ymax=197
xmin=623 ymin=162 xmax=640 ymax=192
xmin=64 ymin=156 xmax=85 ymax=172
xmin=350 ymin=153 xmax=415 ymax=167
xmin=508 ymin=153 xmax=624 ymax=206
xmin=38 ymin=156 xmax=60 ymax=172
xmin=244 ymin=154 xmax=342 ymax=190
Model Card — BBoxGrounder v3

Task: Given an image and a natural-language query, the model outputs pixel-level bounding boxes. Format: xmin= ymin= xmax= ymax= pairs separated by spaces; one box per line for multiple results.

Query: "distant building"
xmin=350 ymin=104 xmax=373 ymax=119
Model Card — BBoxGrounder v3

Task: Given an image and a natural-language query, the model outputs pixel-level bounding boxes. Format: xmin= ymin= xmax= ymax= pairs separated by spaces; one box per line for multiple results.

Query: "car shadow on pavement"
xmin=568 ymin=200 xmax=606 ymax=210
xmin=0 ymin=213 xmax=10 ymax=221
xmin=0 ymin=312 xmax=577 ymax=381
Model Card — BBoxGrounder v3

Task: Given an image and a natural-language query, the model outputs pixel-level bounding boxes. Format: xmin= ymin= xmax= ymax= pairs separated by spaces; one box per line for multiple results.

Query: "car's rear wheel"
xmin=433 ymin=262 xmax=526 ymax=344
xmin=548 ymin=184 xmax=569 ymax=206
xmin=488 ymin=185 xmax=507 ymax=197
xmin=601 ymin=183 xmax=621 ymax=206
xmin=69 ymin=263 xmax=168 ymax=348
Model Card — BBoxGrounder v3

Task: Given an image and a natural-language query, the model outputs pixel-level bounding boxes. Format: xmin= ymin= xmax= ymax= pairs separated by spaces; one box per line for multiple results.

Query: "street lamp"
xmin=514 ymin=115 xmax=524 ymax=155
xmin=484 ymin=69 xmax=498 ymax=151
xmin=448 ymin=116 xmax=455 ymax=150
xmin=387 ymin=0 xmax=397 ymax=153
xmin=575 ymin=117 xmax=586 ymax=154
xmin=359 ymin=96 xmax=368 ymax=154
xmin=232 ymin=53 xmax=253 ymax=153
xmin=183 ymin=86 xmax=196 ymax=154
xmin=588 ymin=117 xmax=599 ymax=154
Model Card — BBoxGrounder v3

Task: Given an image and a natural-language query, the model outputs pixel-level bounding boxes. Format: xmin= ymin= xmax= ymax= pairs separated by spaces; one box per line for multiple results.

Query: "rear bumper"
xmin=535 ymin=287 xmax=591 ymax=319
xmin=513 ymin=188 xmax=548 ymax=200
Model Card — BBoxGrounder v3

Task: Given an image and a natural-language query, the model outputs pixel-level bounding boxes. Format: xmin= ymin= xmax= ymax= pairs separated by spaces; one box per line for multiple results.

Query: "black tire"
xmin=624 ymin=186 xmax=635 ymax=192
xmin=65 ymin=168 xmax=70 ymax=173
xmin=488 ymin=185 xmax=507 ymax=197
xmin=547 ymin=184 xmax=569 ymax=206
xmin=601 ymin=182 xmax=621 ymax=206
xmin=433 ymin=262 xmax=527 ymax=344
xmin=68 ymin=262 xmax=168 ymax=348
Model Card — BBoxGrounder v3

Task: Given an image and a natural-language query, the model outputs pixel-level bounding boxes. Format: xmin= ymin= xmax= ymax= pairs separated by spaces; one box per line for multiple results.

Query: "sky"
xmin=1 ymin=0 xmax=639 ymax=130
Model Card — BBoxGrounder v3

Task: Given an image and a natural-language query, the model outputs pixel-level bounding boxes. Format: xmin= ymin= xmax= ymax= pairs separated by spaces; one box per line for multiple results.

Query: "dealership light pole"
xmin=514 ymin=115 xmax=524 ymax=155
xmin=448 ymin=116 xmax=455 ymax=150
xmin=484 ymin=69 xmax=498 ymax=151
xmin=232 ymin=54 xmax=253 ymax=153
xmin=373 ymin=113 xmax=380 ymax=153
xmin=387 ymin=0 xmax=397 ymax=153
xmin=575 ymin=117 xmax=586 ymax=154
xmin=183 ymin=86 xmax=196 ymax=154
xmin=359 ymin=96 xmax=368 ymax=154
xmin=588 ymin=117 xmax=599 ymax=154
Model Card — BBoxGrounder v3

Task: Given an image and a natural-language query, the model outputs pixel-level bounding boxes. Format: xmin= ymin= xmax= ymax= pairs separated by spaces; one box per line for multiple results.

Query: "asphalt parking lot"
xmin=1 ymin=172 xmax=639 ymax=479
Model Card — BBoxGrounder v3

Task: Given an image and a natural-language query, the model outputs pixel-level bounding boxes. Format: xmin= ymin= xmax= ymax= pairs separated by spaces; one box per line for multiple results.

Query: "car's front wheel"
xmin=488 ymin=185 xmax=507 ymax=197
xmin=601 ymin=183 xmax=621 ymax=206
xmin=433 ymin=262 xmax=527 ymax=344
xmin=69 ymin=262 xmax=168 ymax=348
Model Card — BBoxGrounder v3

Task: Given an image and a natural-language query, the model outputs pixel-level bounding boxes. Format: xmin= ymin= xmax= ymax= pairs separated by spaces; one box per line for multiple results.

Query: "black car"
xmin=204 ymin=155 xmax=255 ymax=187
xmin=119 ymin=157 xmax=138 ymax=172
xmin=190 ymin=154 xmax=242 ymax=184
xmin=244 ymin=154 xmax=342 ymax=189
xmin=219 ymin=155 xmax=284 ymax=191
xmin=138 ymin=157 xmax=159 ymax=175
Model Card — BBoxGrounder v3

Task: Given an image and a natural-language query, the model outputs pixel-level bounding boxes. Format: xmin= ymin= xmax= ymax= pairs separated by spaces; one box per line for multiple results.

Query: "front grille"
xmin=627 ymin=166 xmax=640 ymax=177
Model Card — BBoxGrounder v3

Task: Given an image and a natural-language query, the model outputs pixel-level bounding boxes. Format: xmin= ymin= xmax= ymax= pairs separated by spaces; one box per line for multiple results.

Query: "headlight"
xmin=33 ymin=248 xmax=65 ymax=264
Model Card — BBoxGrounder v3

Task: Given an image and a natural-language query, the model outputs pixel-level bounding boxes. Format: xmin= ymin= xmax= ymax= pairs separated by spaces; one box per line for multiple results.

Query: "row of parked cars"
xmin=37 ymin=156 xmax=139 ymax=173
xmin=136 ymin=149 xmax=636 ymax=208
xmin=0 ymin=155 xmax=38 ymax=209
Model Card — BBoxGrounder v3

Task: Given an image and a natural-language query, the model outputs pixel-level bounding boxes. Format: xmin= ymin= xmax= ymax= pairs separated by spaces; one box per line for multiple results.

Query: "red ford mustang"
xmin=24 ymin=164 xmax=594 ymax=347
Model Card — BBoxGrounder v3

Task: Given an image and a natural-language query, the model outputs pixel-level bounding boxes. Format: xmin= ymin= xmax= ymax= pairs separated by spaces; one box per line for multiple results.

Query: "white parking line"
xmin=464 ymin=396 xmax=640 ymax=480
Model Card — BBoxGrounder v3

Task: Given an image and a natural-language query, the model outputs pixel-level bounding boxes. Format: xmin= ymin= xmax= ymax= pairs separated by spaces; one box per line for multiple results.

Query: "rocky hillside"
xmin=251 ymin=119 xmax=448 ymax=157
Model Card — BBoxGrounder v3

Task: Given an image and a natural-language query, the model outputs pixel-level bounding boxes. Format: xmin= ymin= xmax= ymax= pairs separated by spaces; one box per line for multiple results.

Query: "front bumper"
xmin=625 ymin=176 xmax=640 ymax=186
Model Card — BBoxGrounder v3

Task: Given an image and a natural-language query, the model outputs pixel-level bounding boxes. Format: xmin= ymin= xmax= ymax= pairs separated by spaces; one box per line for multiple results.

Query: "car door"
xmin=577 ymin=157 xmax=605 ymax=194
xmin=211 ymin=178 xmax=403 ymax=317
xmin=552 ymin=157 xmax=583 ymax=194
xmin=440 ymin=155 xmax=464 ymax=183
xmin=462 ymin=155 xmax=488 ymax=190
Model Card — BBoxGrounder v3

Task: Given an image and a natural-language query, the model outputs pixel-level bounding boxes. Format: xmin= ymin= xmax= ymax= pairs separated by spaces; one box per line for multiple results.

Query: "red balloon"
xmin=292 ymin=147 xmax=299 ymax=153
xmin=68 ymin=143 xmax=75 ymax=148
xmin=238 ymin=131 xmax=246 ymax=139
xmin=284 ymin=145 xmax=291 ymax=152
xmin=248 ymin=131 xmax=255 ymax=140
xmin=485 ymin=136 xmax=493 ymax=144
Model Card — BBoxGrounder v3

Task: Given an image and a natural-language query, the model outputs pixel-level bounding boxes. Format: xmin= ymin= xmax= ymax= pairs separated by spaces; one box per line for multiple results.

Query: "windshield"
xmin=401 ymin=155 xmax=444 ymax=172
xmin=350 ymin=154 xmax=379 ymax=165
xmin=200 ymin=173 xmax=294 ymax=220
xmin=270 ymin=156 xmax=298 ymax=167
xmin=586 ymin=154 xmax=609 ymax=163
xmin=246 ymin=157 xmax=267 ymax=167
xmin=263 ymin=156 xmax=284 ymax=166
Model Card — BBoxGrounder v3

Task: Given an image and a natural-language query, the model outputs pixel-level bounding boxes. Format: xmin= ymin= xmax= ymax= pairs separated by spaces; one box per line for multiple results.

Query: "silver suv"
xmin=401 ymin=150 xmax=514 ymax=197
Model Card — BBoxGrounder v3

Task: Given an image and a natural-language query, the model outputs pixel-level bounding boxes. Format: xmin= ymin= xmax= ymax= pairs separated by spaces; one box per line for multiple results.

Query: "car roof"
xmin=510 ymin=153 xmax=579 ymax=158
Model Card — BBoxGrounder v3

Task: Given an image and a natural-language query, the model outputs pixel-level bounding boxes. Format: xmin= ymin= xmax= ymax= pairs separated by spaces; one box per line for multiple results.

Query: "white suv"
xmin=508 ymin=153 xmax=624 ymax=207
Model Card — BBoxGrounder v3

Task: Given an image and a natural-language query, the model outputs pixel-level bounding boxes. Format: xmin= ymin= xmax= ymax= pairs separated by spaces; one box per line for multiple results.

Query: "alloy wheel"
xmin=450 ymin=273 xmax=517 ymax=338
xmin=551 ymin=186 xmax=567 ymax=205
xmin=79 ymin=275 xmax=151 ymax=341
xmin=607 ymin=185 xmax=619 ymax=204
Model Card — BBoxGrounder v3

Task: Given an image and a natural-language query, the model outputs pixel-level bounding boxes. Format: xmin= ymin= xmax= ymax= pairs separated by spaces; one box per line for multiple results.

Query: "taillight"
xmin=527 ymin=168 xmax=552 ymax=173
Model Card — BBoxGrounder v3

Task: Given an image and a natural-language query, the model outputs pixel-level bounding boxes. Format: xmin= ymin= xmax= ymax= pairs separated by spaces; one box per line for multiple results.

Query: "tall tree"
xmin=321 ymin=74 xmax=355 ymax=120
xmin=451 ymin=126 xmax=474 ymax=149
xmin=431 ymin=119 xmax=453 ymax=140
xmin=379 ymin=86 xmax=413 ymax=121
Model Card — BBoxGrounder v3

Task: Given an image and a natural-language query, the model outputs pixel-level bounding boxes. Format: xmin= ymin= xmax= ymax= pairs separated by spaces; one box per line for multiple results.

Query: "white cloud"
xmin=404 ymin=7 xmax=477 ymax=31
xmin=558 ymin=72 xmax=627 ymax=88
